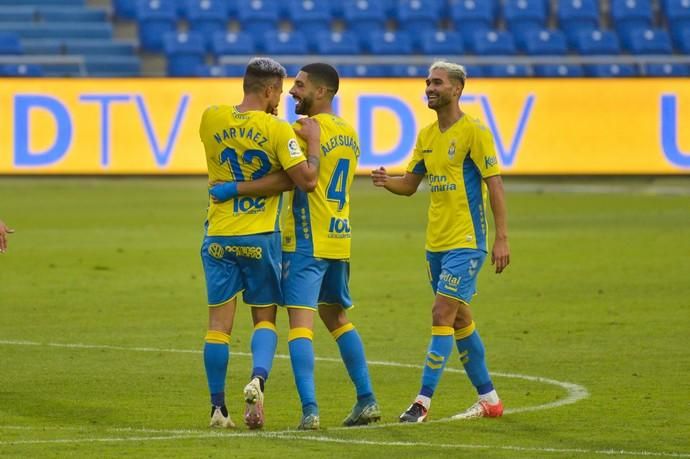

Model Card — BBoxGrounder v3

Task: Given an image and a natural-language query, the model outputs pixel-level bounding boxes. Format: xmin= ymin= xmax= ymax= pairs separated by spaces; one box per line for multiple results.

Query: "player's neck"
xmin=237 ymin=95 xmax=267 ymax=113
xmin=307 ymin=102 xmax=333 ymax=117
xmin=436 ymin=106 xmax=464 ymax=132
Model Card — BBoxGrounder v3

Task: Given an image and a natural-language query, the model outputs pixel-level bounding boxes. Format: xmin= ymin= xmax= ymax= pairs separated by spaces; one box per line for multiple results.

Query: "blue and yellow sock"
xmin=203 ymin=330 xmax=230 ymax=407
xmin=332 ymin=323 xmax=374 ymax=402
xmin=419 ymin=326 xmax=455 ymax=397
xmin=251 ymin=321 xmax=277 ymax=387
xmin=288 ymin=327 xmax=318 ymax=414
xmin=455 ymin=321 xmax=494 ymax=395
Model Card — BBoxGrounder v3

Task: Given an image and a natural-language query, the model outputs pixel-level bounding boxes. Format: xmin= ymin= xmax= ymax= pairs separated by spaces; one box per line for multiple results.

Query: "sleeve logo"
xmin=288 ymin=138 xmax=303 ymax=158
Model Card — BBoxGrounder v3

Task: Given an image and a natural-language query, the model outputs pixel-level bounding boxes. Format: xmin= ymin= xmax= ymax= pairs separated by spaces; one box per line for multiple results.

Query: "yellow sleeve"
xmin=405 ymin=132 xmax=426 ymax=175
xmin=274 ymin=120 xmax=306 ymax=170
xmin=470 ymin=123 xmax=501 ymax=178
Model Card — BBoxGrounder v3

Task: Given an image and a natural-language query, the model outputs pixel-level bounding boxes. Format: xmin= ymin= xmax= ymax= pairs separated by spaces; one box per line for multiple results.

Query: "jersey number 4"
xmin=326 ymin=158 xmax=350 ymax=211
xmin=220 ymin=147 xmax=271 ymax=181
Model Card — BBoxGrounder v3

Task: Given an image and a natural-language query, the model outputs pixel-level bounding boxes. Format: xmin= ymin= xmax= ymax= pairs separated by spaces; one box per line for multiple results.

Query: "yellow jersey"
xmin=200 ymin=105 xmax=306 ymax=236
xmin=406 ymin=114 xmax=501 ymax=253
xmin=283 ymin=113 xmax=360 ymax=259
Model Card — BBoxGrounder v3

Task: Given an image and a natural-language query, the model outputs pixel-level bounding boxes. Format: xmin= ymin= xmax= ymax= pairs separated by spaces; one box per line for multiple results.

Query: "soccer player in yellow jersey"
xmin=281 ymin=63 xmax=380 ymax=430
xmin=372 ymin=61 xmax=510 ymax=422
xmin=199 ymin=57 xmax=321 ymax=430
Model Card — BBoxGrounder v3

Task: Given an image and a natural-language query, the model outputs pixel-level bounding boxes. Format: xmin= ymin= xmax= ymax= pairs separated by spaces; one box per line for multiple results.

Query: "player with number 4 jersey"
xmin=282 ymin=63 xmax=380 ymax=430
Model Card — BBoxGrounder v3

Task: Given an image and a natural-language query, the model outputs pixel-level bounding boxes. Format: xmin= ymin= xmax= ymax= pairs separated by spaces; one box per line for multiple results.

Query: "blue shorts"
xmin=426 ymin=248 xmax=486 ymax=304
xmin=200 ymin=232 xmax=282 ymax=307
xmin=282 ymin=252 xmax=353 ymax=310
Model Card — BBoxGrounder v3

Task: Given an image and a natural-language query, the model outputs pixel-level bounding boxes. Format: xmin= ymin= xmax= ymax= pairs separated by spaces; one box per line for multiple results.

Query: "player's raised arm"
xmin=285 ymin=117 xmax=321 ymax=193
xmin=485 ymin=175 xmax=510 ymax=273
xmin=371 ymin=167 xmax=424 ymax=196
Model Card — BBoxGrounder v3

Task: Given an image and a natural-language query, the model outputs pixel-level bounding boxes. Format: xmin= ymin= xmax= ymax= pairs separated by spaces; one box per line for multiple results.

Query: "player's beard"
xmin=295 ymin=96 xmax=313 ymax=115
xmin=428 ymin=93 xmax=450 ymax=110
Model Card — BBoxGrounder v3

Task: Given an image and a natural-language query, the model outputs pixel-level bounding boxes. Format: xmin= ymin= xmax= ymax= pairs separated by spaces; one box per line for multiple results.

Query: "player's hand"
xmin=208 ymin=181 xmax=238 ymax=203
xmin=371 ymin=167 xmax=389 ymax=187
xmin=0 ymin=220 xmax=15 ymax=253
xmin=295 ymin=118 xmax=320 ymax=143
xmin=491 ymin=237 xmax=510 ymax=273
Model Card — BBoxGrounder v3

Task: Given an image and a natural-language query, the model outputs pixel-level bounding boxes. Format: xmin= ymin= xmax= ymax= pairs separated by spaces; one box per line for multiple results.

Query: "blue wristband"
xmin=209 ymin=182 xmax=238 ymax=202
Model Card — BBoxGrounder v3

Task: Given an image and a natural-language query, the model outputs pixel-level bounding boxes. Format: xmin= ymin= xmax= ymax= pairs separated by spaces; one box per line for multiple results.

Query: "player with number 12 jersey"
xmin=282 ymin=113 xmax=358 ymax=259
xmin=201 ymin=104 xmax=305 ymax=237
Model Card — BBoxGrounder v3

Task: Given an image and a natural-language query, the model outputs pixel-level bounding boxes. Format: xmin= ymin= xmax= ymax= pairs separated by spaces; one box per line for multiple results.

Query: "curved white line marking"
xmin=0 ymin=338 xmax=588 ymax=424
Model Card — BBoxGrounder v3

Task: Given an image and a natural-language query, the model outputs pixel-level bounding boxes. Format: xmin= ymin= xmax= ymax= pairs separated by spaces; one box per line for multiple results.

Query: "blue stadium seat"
xmin=20 ymin=39 xmax=61 ymax=54
xmin=114 ymin=0 xmax=137 ymax=19
xmin=0 ymin=0 xmax=84 ymax=4
xmin=197 ymin=64 xmax=247 ymax=77
xmin=0 ymin=63 xmax=43 ymax=76
xmin=468 ymin=30 xmax=517 ymax=55
xmin=283 ymin=63 xmax=304 ymax=77
xmin=573 ymin=29 xmax=621 ymax=54
xmin=343 ymin=0 xmax=387 ymax=35
xmin=557 ymin=0 xmax=599 ymax=45
xmin=64 ymin=39 xmax=136 ymax=56
xmin=194 ymin=64 xmax=226 ymax=77
xmin=390 ymin=64 xmax=429 ymax=77
xmin=644 ymin=63 xmax=690 ymax=76
xmin=175 ymin=0 xmax=189 ymax=17
xmin=585 ymin=63 xmax=637 ymax=77
xmin=211 ymin=31 xmax=256 ymax=55
xmin=533 ymin=64 xmax=584 ymax=76
xmin=137 ymin=0 xmax=177 ymax=52
xmin=38 ymin=7 xmax=107 ymax=22
xmin=449 ymin=0 xmax=494 ymax=45
xmin=187 ymin=0 xmax=228 ymax=50
xmin=396 ymin=0 xmax=441 ymax=32
xmin=417 ymin=30 xmax=464 ymax=55
xmin=236 ymin=0 xmax=280 ymax=35
xmin=628 ymin=28 xmax=673 ymax=54
xmin=0 ymin=23 xmax=112 ymax=40
xmin=462 ymin=64 xmax=484 ymax=77
xmin=523 ymin=29 xmax=568 ymax=54
xmin=85 ymin=56 xmax=141 ymax=77
xmin=338 ymin=64 xmax=387 ymax=77
xmin=610 ymin=0 xmax=653 ymax=48
xmin=676 ymin=27 xmax=690 ymax=53
xmin=163 ymin=31 xmax=205 ymax=76
xmin=665 ymin=0 xmax=690 ymax=42
xmin=313 ymin=31 xmax=361 ymax=55
xmin=504 ymin=0 xmax=549 ymax=45
xmin=486 ymin=64 xmax=530 ymax=77
xmin=449 ymin=0 xmax=494 ymax=28
xmin=0 ymin=7 xmax=36 ymax=22
xmin=0 ymin=32 xmax=21 ymax=54
xmin=260 ymin=31 xmax=308 ymax=54
xmin=287 ymin=0 xmax=332 ymax=36
xmin=363 ymin=31 xmax=413 ymax=54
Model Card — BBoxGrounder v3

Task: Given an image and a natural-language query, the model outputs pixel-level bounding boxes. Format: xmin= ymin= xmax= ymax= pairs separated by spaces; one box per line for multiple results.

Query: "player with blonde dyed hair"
xmin=372 ymin=60 xmax=510 ymax=422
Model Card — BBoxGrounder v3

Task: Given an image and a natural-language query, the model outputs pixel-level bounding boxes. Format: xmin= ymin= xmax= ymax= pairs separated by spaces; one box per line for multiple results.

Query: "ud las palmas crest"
xmin=448 ymin=139 xmax=456 ymax=159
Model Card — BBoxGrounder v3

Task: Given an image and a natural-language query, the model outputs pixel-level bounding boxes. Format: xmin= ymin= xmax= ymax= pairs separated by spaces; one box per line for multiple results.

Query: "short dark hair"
xmin=300 ymin=63 xmax=340 ymax=95
xmin=243 ymin=57 xmax=287 ymax=93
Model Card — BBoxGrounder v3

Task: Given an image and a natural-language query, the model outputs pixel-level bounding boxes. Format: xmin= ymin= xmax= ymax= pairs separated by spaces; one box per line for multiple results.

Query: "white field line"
xmin=0 ymin=338 xmax=589 ymax=422
xmin=1 ymin=430 xmax=689 ymax=458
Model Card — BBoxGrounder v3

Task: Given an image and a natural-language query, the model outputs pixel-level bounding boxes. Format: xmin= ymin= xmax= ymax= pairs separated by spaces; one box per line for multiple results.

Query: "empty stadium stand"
xmin=0 ymin=0 xmax=688 ymax=77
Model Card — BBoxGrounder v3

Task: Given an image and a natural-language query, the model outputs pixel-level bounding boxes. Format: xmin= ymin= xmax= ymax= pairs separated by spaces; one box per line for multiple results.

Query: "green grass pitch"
xmin=1 ymin=177 xmax=689 ymax=458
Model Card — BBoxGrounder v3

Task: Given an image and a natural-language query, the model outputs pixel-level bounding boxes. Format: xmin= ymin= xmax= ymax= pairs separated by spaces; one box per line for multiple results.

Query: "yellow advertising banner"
xmin=0 ymin=78 xmax=689 ymax=175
